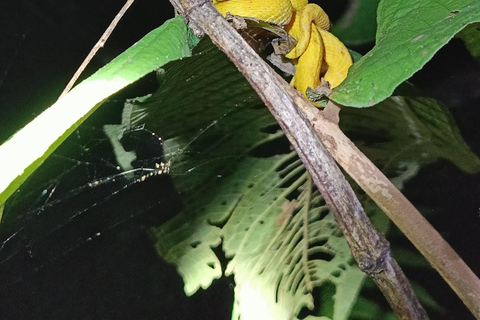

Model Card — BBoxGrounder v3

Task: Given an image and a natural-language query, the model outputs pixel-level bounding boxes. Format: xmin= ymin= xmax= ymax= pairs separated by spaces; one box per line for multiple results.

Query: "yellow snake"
xmin=213 ymin=0 xmax=352 ymax=99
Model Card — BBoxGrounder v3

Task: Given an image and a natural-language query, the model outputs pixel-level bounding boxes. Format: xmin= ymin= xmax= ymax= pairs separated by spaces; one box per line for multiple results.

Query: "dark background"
xmin=1 ymin=0 xmax=480 ymax=319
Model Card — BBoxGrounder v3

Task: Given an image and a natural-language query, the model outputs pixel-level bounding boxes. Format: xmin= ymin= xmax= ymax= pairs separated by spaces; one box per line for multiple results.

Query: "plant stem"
xmin=168 ymin=0 xmax=430 ymax=318
xmin=306 ymin=101 xmax=480 ymax=319
xmin=59 ymin=0 xmax=136 ymax=98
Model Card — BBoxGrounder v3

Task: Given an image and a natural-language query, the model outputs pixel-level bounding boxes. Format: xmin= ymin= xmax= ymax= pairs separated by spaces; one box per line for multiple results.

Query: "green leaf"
xmin=223 ymin=162 xmax=365 ymax=320
xmin=349 ymin=295 xmax=388 ymax=320
xmin=125 ymin=39 xmax=267 ymax=193
xmin=0 ymin=16 xmax=199 ymax=208
xmin=131 ymin=38 xmax=273 ymax=294
xmin=105 ymin=28 xmax=476 ymax=319
xmin=331 ymin=0 xmax=480 ymax=107
xmin=457 ymin=22 xmax=480 ymax=60
xmin=333 ymin=0 xmax=381 ymax=46
xmin=137 ymin=39 xmax=365 ymax=319
xmin=340 ymin=95 xmax=480 ymax=180
xmin=135 ymin=34 xmax=476 ymax=319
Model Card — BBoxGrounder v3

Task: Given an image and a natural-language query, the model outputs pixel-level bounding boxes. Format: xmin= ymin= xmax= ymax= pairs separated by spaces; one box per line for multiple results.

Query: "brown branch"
xmin=59 ymin=0 xmax=136 ymax=99
xmin=168 ymin=0 xmax=430 ymax=318
xmin=305 ymin=101 xmax=480 ymax=319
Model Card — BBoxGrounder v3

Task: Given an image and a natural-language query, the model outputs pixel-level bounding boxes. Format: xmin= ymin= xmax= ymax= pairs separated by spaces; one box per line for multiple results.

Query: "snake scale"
xmin=213 ymin=0 xmax=352 ymax=101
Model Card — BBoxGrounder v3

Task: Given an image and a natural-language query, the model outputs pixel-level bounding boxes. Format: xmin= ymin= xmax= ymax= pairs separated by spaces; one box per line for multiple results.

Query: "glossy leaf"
xmin=0 ymin=16 xmax=199 ymax=208
xmin=332 ymin=0 xmax=480 ymax=107
xmin=457 ymin=22 xmax=480 ymax=59
xmin=131 ymin=39 xmax=367 ymax=319
xmin=340 ymin=95 xmax=480 ymax=180
xmin=135 ymin=39 xmax=466 ymax=319
xmin=333 ymin=0 xmax=380 ymax=46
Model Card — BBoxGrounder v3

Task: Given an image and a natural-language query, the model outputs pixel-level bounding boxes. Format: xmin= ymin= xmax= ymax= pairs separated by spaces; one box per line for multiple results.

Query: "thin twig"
xmin=168 ymin=0 xmax=429 ymax=318
xmin=59 ymin=0 xmax=136 ymax=99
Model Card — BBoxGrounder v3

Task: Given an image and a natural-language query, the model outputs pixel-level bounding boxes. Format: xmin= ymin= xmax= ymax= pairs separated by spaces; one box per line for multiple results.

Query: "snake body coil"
xmin=213 ymin=0 xmax=352 ymax=100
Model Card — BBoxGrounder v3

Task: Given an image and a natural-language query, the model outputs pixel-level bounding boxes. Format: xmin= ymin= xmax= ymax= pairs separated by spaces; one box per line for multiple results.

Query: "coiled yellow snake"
xmin=213 ymin=0 xmax=352 ymax=100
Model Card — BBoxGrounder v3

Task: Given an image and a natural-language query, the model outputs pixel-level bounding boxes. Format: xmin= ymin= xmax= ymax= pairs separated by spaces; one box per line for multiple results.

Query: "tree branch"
xmin=305 ymin=100 xmax=480 ymax=319
xmin=168 ymin=0 xmax=434 ymax=318
xmin=59 ymin=0 xmax=136 ymax=99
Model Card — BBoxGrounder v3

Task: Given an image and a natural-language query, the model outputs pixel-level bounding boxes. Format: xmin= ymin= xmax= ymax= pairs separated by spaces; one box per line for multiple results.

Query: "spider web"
xmin=0 ymin=88 xmax=231 ymax=274
xmin=0 ymin=39 xmax=269 ymax=320
xmin=0 ymin=47 xmax=247 ymax=318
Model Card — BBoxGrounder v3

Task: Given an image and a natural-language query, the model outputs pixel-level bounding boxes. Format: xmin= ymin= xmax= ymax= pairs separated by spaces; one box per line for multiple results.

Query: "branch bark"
xmin=305 ymin=101 xmax=480 ymax=319
xmin=168 ymin=0 xmax=435 ymax=318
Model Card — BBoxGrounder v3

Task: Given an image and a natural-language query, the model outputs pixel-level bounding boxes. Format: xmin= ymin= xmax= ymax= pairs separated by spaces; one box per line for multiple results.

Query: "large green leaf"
xmin=340 ymin=95 xmax=480 ymax=181
xmin=0 ymin=16 xmax=199 ymax=208
xmin=222 ymin=158 xmax=365 ymax=320
xmin=457 ymin=22 xmax=480 ymax=60
xmin=332 ymin=0 xmax=480 ymax=107
xmin=124 ymin=38 xmax=273 ymax=292
xmin=131 ymin=37 xmax=475 ymax=318
xmin=332 ymin=0 xmax=380 ymax=46
xmin=126 ymin=39 xmax=367 ymax=319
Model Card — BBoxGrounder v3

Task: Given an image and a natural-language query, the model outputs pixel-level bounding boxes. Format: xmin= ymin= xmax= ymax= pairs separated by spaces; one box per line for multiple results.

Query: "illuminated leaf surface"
xmin=142 ymin=39 xmax=366 ymax=319
xmin=142 ymin=39 xmax=473 ymax=319
xmin=2 ymin=11 xmax=478 ymax=319
xmin=0 ymin=16 xmax=199 ymax=207
xmin=457 ymin=22 xmax=480 ymax=59
xmin=332 ymin=0 xmax=480 ymax=107
xmin=340 ymin=96 xmax=480 ymax=183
